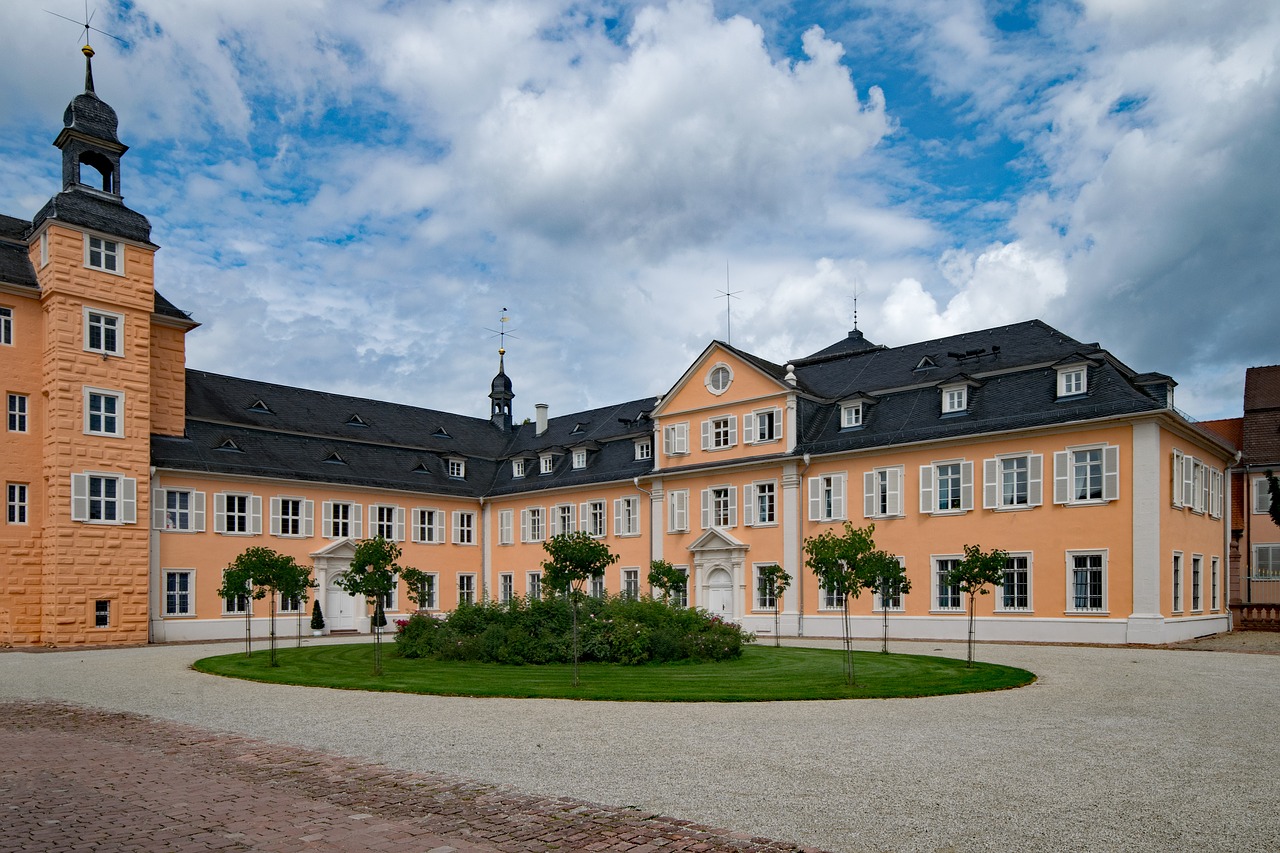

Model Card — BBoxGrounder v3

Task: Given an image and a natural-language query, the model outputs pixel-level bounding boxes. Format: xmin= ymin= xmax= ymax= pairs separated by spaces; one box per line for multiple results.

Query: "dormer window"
xmin=346 ymin=414 xmax=368 ymax=427
xmin=512 ymin=459 xmax=526 ymax=478
xmin=323 ymin=451 xmax=346 ymax=464
xmin=841 ymin=403 xmax=863 ymax=429
xmin=915 ymin=356 xmax=937 ymax=371
xmin=1057 ymin=366 xmax=1087 ymax=398
xmin=248 ymin=399 xmax=272 ymax=414
xmin=540 ymin=454 xmax=555 ymax=474
xmin=634 ymin=438 xmax=652 ymax=461
xmin=217 ymin=438 xmax=242 ymax=452
xmin=942 ymin=386 xmax=967 ymax=414
xmin=447 ymin=459 xmax=465 ymax=478
xmin=572 ymin=449 xmax=588 ymax=469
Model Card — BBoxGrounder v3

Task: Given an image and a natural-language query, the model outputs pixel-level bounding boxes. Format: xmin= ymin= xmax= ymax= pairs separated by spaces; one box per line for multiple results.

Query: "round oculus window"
xmin=706 ymin=364 xmax=732 ymax=395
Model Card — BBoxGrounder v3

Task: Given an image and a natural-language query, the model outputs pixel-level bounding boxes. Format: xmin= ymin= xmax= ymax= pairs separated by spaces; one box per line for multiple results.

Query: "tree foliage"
xmin=218 ymin=546 xmax=313 ymax=666
xmin=803 ymin=522 xmax=883 ymax=685
xmin=337 ymin=537 xmax=407 ymax=675
xmin=1267 ymin=470 xmax=1280 ymax=528
xmin=542 ymin=531 xmax=620 ymax=685
xmin=647 ymin=559 xmax=687 ymax=604
xmin=951 ymin=543 xmax=1009 ymax=667
xmin=399 ymin=566 xmax=437 ymax=610
xmin=756 ymin=563 xmax=791 ymax=647
xmin=865 ymin=551 xmax=911 ymax=654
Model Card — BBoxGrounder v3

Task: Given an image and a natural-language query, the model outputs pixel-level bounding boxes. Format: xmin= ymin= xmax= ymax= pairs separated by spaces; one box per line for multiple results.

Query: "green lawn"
xmin=193 ymin=643 xmax=1035 ymax=701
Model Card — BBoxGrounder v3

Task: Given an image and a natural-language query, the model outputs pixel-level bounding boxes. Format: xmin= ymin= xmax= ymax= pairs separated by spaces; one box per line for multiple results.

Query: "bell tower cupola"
xmin=490 ymin=349 xmax=515 ymax=430
xmin=55 ymin=44 xmax=126 ymax=197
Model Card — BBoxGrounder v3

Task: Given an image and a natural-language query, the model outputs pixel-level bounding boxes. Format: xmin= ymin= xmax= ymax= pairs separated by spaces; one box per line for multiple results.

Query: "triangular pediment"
xmin=687 ymin=527 xmax=748 ymax=553
xmin=653 ymin=341 xmax=791 ymax=419
xmin=310 ymin=538 xmax=357 ymax=560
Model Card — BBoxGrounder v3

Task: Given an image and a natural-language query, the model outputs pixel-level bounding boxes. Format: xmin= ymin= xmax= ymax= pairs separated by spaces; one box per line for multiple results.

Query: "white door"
xmin=707 ymin=568 xmax=733 ymax=620
xmin=326 ymin=573 xmax=360 ymax=631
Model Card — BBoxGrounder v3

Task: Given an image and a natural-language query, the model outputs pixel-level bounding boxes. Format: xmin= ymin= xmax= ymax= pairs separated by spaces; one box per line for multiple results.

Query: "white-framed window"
xmin=920 ymin=460 xmax=974 ymax=514
xmin=745 ymin=408 xmax=781 ymax=444
xmin=457 ymin=574 xmax=476 ymax=605
xmin=152 ymin=488 xmax=205 ymax=532
xmin=84 ymin=308 xmax=123 ymax=356
xmin=862 ymin=467 xmax=903 ymax=519
xmin=701 ymin=486 xmax=736 ymax=529
xmin=417 ymin=572 xmax=440 ymax=610
xmin=1175 ymin=452 xmax=1221 ymax=518
xmin=1254 ymin=477 xmax=1274 ymax=515
xmin=1211 ymin=556 xmax=1220 ymax=610
xmin=663 ymin=422 xmax=690 ymax=456
xmin=527 ymin=571 xmax=542 ymax=600
xmin=369 ymin=504 xmax=404 ymax=541
xmin=552 ymin=503 xmax=576 ymax=536
xmin=572 ymin=448 xmax=588 ymax=469
xmin=634 ymin=438 xmax=652 ymax=461
xmin=512 ymin=458 xmax=526 ymax=478
xmin=705 ymin=363 xmax=733 ymax=395
xmin=615 ymin=496 xmax=641 ymax=536
xmin=1209 ymin=468 xmax=1222 ymax=519
xmin=1254 ymin=545 xmax=1280 ymax=579
xmin=1057 ymin=366 xmax=1087 ymax=397
xmin=324 ymin=501 xmax=362 ymax=539
xmin=452 ymin=511 xmax=475 ymax=544
xmin=668 ymin=565 xmax=690 ymax=608
xmin=1172 ymin=551 xmax=1184 ymax=613
xmin=8 ymin=394 xmax=27 ymax=433
xmin=7 ymin=483 xmax=28 ymax=525
xmin=623 ymin=568 xmax=640 ymax=599
xmin=871 ymin=556 xmax=907 ymax=612
xmin=941 ymin=385 xmax=968 ymax=414
xmin=222 ymin=570 xmax=250 ymax=615
xmin=745 ymin=480 xmax=777 ymax=526
xmin=447 ymin=459 xmax=465 ymax=479
xmin=410 ymin=507 xmax=443 ymax=544
xmin=271 ymin=497 xmax=315 ymax=538
xmin=667 ymin=489 xmax=689 ymax=533
xmin=1068 ymin=551 xmax=1108 ymax=612
xmin=280 ymin=590 xmax=304 ymax=613
xmin=85 ymin=234 xmax=121 ymax=273
xmin=932 ymin=557 xmax=963 ymax=611
xmin=214 ymin=492 xmax=262 ymax=535
xmin=499 ymin=573 xmax=514 ymax=604
xmin=808 ymin=473 xmax=847 ymax=522
xmin=0 ymin=306 xmax=11 ymax=345
xmin=498 ymin=508 xmax=514 ymax=545
xmin=583 ymin=500 xmax=607 ymax=537
xmin=841 ymin=402 xmax=863 ymax=429
xmin=820 ymin=579 xmax=845 ymax=611
xmin=39 ymin=232 xmax=48 ymax=267
xmin=1054 ymin=445 xmax=1120 ymax=504
xmin=702 ymin=415 xmax=737 ymax=450
xmin=94 ymin=599 xmax=111 ymax=628
xmin=164 ymin=570 xmax=193 ymax=616
xmin=84 ymin=387 xmax=124 ymax=437
xmin=1191 ymin=555 xmax=1203 ymax=612
xmin=998 ymin=554 xmax=1032 ymax=612
xmin=540 ymin=453 xmax=555 ymax=474
xmin=983 ymin=453 xmax=1044 ymax=509
xmin=521 ymin=506 xmax=546 ymax=542
xmin=71 ymin=472 xmax=136 ymax=524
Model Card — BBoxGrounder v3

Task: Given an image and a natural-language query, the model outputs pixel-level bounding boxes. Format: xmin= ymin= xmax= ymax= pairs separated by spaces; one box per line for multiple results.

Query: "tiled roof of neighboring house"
xmin=1196 ymin=418 xmax=1243 ymax=451
xmin=1243 ymin=365 xmax=1280 ymax=464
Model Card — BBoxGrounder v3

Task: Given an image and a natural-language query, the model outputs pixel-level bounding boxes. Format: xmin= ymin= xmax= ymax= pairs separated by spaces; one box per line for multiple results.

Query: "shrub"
xmin=393 ymin=594 xmax=753 ymax=665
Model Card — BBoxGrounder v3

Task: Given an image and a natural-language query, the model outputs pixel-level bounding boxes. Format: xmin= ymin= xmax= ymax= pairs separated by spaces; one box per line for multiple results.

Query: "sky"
xmin=1 ymin=0 xmax=1276 ymax=424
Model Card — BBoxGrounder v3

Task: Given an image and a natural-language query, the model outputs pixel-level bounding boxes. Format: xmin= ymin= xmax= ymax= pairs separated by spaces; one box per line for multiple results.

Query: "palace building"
xmin=0 ymin=49 xmax=1237 ymax=647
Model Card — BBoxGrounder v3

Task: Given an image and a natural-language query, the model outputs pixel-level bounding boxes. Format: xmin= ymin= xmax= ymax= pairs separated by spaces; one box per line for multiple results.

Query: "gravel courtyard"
xmin=2 ymin=636 xmax=1277 ymax=852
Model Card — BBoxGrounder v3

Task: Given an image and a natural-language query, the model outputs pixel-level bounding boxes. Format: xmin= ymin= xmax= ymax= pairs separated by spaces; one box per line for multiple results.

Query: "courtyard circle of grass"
xmin=194 ymin=643 xmax=1035 ymax=701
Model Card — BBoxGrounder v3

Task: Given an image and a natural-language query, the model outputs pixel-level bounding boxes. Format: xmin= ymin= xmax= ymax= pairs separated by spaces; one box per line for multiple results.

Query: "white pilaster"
xmin=1128 ymin=421 xmax=1164 ymax=643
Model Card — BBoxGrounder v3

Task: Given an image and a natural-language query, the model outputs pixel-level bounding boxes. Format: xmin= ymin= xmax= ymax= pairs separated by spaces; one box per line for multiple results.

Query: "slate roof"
xmin=0 ymin=216 xmax=38 ymax=288
xmin=32 ymin=189 xmax=153 ymax=246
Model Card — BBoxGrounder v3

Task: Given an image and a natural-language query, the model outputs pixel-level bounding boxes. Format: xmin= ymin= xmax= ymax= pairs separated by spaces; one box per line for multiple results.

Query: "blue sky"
xmin=2 ymin=0 xmax=1276 ymax=423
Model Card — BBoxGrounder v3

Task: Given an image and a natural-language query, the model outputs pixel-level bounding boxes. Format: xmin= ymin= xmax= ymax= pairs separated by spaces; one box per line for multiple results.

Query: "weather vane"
xmin=46 ymin=2 xmax=127 ymax=47
xmin=717 ymin=263 xmax=743 ymax=345
xmin=484 ymin=307 xmax=518 ymax=356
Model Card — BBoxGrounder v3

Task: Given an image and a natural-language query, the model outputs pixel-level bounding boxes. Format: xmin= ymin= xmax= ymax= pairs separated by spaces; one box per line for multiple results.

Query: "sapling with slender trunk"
xmin=542 ymin=531 xmax=619 ymax=687
xmin=755 ymin=563 xmax=791 ymax=646
xmin=950 ymin=543 xmax=1010 ymax=667
xmin=337 ymin=537 xmax=405 ymax=676
xmin=804 ymin=522 xmax=882 ymax=686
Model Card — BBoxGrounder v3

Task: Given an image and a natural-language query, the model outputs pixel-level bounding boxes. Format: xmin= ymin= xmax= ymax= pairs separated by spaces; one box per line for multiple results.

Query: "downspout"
xmin=633 ymin=477 xmax=654 ymax=572
xmin=797 ymin=452 xmax=812 ymax=637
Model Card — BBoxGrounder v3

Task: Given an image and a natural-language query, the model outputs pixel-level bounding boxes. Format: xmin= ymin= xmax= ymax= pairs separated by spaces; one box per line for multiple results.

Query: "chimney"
xmin=535 ymin=403 xmax=549 ymax=436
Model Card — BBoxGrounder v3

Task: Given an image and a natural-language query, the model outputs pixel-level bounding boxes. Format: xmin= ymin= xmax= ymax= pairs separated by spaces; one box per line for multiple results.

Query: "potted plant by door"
xmin=310 ymin=600 xmax=326 ymax=636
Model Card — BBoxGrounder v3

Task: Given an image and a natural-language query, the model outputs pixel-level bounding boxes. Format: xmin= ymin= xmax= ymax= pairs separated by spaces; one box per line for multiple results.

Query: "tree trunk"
xmin=967 ymin=592 xmax=976 ymax=667
xmin=269 ymin=595 xmax=278 ymax=667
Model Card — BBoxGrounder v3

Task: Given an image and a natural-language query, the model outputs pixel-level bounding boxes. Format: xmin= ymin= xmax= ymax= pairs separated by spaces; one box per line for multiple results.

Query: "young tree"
xmin=337 ymin=537 xmax=405 ymax=676
xmin=803 ymin=522 xmax=881 ymax=686
xmin=542 ymin=531 xmax=619 ymax=686
xmin=399 ymin=566 xmax=436 ymax=611
xmin=218 ymin=547 xmax=313 ymax=666
xmin=865 ymin=551 xmax=911 ymax=654
xmin=648 ymin=559 xmax=686 ymax=605
xmin=951 ymin=543 xmax=1010 ymax=667
xmin=755 ymin=563 xmax=791 ymax=647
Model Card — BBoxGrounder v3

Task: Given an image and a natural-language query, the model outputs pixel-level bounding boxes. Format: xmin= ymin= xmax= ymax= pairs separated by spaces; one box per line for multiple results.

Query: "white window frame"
xmin=369 ymin=503 xmax=405 ymax=541
xmin=214 ymin=492 xmax=262 ymax=535
xmin=418 ymin=572 xmax=440 ymax=610
xmin=753 ymin=563 xmax=779 ymax=611
xmin=8 ymin=393 xmax=28 ymax=433
xmin=84 ymin=233 xmax=122 ymax=274
xmin=744 ymin=408 xmax=782 ymax=444
xmin=820 ymin=579 xmax=845 ymax=611
xmin=1252 ymin=477 xmax=1272 ymax=515
xmin=1190 ymin=554 xmax=1203 ymax=613
xmin=512 ymin=459 xmax=526 ymax=478
xmin=702 ymin=414 xmax=738 ymax=451
xmin=280 ymin=588 xmax=304 ymax=614
xmin=841 ymin=403 xmax=863 ymax=429
xmin=983 ymin=453 xmax=1043 ymax=510
xmin=920 ymin=459 xmax=974 ymax=514
xmin=996 ymin=553 xmax=1033 ymax=612
xmin=872 ymin=556 xmax=907 ymax=612
xmin=527 ymin=571 xmax=542 ymax=600
xmin=0 ymin=306 xmax=11 ymax=345
xmin=457 ymin=574 xmax=476 ymax=605
xmin=634 ymin=438 xmax=652 ymax=461
xmin=83 ymin=387 xmax=124 ymax=437
xmin=663 ymin=422 xmax=690 ymax=456
xmin=941 ymin=385 xmax=967 ymax=414
xmin=447 ymin=458 xmax=465 ymax=479
xmin=323 ymin=501 xmax=363 ymax=539
xmin=410 ymin=507 xmax=443 ymax=544
xmin=1211 ymin=556 xmax=1220 ymax=610
xmin=572 ymin=449 xmax=588 ymax=469
xmin=498 ymin=508 xmax=514 ymax=545
xmin=39 ymin=233 xmax=48 ymax=267
xmin=1172 ymin=551 xmax=1184 ymax=614
xmin=552 ymin=503 xmax=577 ymax=536
xmin=452 ymin=511 xmax=475 ymax=544
xmin=745 ymin=480 xmax=777 ymax=526
xmin=7 ymin=482 xmax=29 ymax=525
xmin=84 ymin=307 xmax=124 ymax=357
xmin=1054 ymin=445 xmax=1120 ymax=505
xmin=931 ymin=556 xmax=963 ymax=612
xmin=615 ymin=496 xmax=642 ymax=536
xmin=222 ymin=570 xmax=251 ymax=615
xmin=622 ymin=568 xmax=640 ymax=599
xmin=1057 ymin=366 xmax=1087 ymax=397
xmin=667 ymin=489 xmax=689 ymax=533
xmin=1067 ymin=550 xmax=1108 ymax=613
xmin=499 ymin=573 xmax=514 ymax=604
xmin=862 ymin=467 xmax=903 ymax=519
xmin=701 ymin=486 xmax=736 ymax=529
xmin=152 ymin=488 xmax=206 ymax=532
xmin=583 ymin=499 xmax=607 ymax=538
xmin=1254 ymin=544 xmax=1280 ymax=579
xmin=540 ymin=454 xmax=555 ymax=474
xmin=591 ymin=575 xmax=606 ymax=598
xmin=71 ymin=472 xmax=136 ymax=524
xmin=705 ymin=363 xmax=733 ymax=395
xmin=164 ymin=569 xmax=194 ymax=617
xmin=808 ymin=473 xmax=848 ymax=522
xmin=271 ymin=496 xmax=315 ymax=538
xmin=521 ymin=506 xmax=546 ymax=543
xmin=668 ymin=565 xmax=690 ymax=608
